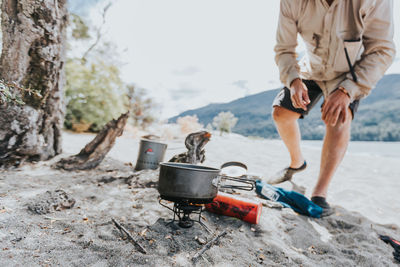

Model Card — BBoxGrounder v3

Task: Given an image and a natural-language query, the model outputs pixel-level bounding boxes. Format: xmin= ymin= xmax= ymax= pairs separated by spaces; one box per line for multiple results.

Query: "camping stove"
xmin=159 ymin=198 xmax=211 ymax=232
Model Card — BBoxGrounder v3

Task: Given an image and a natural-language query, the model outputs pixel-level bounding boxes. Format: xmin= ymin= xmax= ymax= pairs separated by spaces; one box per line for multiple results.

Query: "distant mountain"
xmin=170 ymin=74 xmax=400 ymax=141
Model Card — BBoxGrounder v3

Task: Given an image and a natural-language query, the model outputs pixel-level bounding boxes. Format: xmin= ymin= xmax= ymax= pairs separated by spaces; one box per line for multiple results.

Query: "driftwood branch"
xmin=112 ymin=218 xmax=147 ymax=254
xmin=169 ymin=131 xmax=211 ymax=164
xmin=55 ymin=112 xmax=129 ymax=170
xmin=192 ymin=230 xmax=227 ymax=262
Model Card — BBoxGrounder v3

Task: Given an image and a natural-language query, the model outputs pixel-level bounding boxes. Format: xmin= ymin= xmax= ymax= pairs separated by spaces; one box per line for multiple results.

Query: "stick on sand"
xmin=192 ymin=230 xmax=227 ymax=262
xmin=112 ymin=218 xmax=147 ymax=254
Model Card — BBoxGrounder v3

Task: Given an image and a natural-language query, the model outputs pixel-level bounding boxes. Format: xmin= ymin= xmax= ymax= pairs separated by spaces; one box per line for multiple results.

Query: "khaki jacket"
xmin=275 ymin=0 xmax=396 ymax=101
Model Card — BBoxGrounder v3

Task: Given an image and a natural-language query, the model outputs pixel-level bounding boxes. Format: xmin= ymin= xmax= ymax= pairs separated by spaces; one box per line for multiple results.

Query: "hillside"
xmin=170 ymin=74 xmax=400 ymax=141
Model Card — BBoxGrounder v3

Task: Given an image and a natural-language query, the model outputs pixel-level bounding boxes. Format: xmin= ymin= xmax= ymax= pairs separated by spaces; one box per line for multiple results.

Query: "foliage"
xmin=206 ymin=123 xmax=213 ymax=131
xmin=212 ymin=111 xmax=238 ymax=135
xmin=177 ymin=115 xmax=203 ymax=134
xmin=64 ymin=58 xmax=128 ymax=132
xmin=70 ymin=14 xmax=90 ymax=40
xmin=126 ymin=84 xmax=156 ymax=129
xmin=0 ymin=80 xmax=42 ymax=105
xmin=0 ymin=81 xmax=25 ymax=105
xmin=64 ymin=10 xmax=156 ymax=132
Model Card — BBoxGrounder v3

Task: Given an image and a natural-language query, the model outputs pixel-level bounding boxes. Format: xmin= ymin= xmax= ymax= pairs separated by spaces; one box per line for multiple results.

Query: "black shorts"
xmin=272 ymin=80 xmax=359 ymax=119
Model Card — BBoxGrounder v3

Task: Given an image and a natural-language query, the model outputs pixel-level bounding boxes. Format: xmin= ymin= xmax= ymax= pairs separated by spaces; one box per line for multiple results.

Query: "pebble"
xmin=197 ymin=237 xmax=207 ymax=245
xmin=194 ymin=236 xmax=207 ymax=245
xmin=257 ymin=253 xmax=265 ymax=263
xmin=132 ymin=204 xmax=143 ymax=209
xmin=139 ymin=228 xmax=147 ymax=236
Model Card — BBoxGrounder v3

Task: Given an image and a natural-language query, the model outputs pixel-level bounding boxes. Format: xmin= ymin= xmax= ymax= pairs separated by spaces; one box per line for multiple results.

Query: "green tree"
xmin=64 ymin=7 xmax=130 ymax=132
xmin=64 ymin=9 xmax=156 ymax=132
xmin=64 ymin=58 xmax=128 ymax=132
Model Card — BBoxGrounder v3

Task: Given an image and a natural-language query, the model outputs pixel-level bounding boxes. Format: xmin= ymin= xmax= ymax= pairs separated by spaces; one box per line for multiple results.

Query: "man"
xmin=271 ymin=0 xmax=396 ymax=215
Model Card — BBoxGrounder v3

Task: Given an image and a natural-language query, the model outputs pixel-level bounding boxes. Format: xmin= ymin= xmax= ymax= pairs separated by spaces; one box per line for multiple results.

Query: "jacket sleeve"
xmin=340 ymin=0 xmax=396 ymax=101
xmin=274 ymin=0 xmax=300 ymax=89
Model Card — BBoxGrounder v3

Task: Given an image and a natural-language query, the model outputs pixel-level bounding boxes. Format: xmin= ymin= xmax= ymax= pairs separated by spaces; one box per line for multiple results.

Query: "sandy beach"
xmin=1 ymin=130 xmax=399 ymax=266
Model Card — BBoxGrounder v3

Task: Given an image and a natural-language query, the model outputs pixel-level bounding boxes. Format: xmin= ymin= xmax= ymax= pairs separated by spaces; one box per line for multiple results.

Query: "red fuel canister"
xmin=205 ymin=192 xmax=262 ymax=224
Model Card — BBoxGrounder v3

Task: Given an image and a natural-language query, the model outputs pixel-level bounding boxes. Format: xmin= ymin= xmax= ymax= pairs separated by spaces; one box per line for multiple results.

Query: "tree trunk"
xmin=0 ymin=0 xmax=67 ymax=167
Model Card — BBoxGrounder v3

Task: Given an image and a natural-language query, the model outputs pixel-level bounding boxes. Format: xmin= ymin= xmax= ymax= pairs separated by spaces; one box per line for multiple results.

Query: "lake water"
xmin=302 ymin=140 xmax=400 ymax=158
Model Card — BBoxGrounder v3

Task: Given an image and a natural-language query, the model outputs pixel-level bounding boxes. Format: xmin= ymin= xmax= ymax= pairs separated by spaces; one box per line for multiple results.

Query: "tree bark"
xmin=0 ymin=0 xmax=67 ymax=167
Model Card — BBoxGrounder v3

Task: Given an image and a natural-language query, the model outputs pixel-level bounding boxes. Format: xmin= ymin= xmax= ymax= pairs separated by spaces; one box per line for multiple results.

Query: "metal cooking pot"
xmin=158 ymin=162 xmax=255 ymax=203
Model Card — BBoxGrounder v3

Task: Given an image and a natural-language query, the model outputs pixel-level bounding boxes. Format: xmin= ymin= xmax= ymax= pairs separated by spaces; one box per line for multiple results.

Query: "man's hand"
xmin=321 ymin=89 xmax=351 ymax=126
xmin=290 ymin=78 xmax=311 ymax=111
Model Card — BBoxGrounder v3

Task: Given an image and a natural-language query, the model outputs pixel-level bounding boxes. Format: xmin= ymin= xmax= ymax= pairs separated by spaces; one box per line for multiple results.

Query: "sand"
xmin=0 ymin=130 xmax=399 ymax=266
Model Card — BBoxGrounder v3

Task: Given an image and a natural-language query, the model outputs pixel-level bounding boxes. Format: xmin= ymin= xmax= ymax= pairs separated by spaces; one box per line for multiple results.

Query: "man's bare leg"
xmin=272 ymin=106 xmax=304 ymax=168
xmin=312 ymin=109 xmax=352 ymax=197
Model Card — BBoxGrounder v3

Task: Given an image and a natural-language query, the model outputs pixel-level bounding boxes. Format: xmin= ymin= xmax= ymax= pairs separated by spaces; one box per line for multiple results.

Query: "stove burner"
xmin=159 ymin=198 xmax=212 ymax=233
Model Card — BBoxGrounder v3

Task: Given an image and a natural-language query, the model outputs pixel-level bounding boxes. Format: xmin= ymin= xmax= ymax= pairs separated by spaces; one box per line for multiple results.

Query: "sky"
xmin=88 ymin=0 xmax=400 ymax=118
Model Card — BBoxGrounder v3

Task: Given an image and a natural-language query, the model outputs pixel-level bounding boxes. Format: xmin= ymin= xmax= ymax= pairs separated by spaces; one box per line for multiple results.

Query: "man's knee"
xmin=325 ymin=122 xmax=352 ymax=134
xmin=272 ymin=106 xmax=300 ymax=123
xmin=322 ymin=108 xmax=352 ymax=131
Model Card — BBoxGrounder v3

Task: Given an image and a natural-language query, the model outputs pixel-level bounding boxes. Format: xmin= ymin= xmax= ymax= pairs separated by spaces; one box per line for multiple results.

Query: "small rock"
xmin=197 ymin=237 xmax=207 ymax=245
xmin=257 ymin=253 xmax=265 ymax=263
xmin=175 ymin=230 xmax=182 ymax=235
xmin=250 ymin=227 xmax=256 ymax=232
xmin=139 ymin=228 xmax=148 ymax=236
xmin=11 ymin=237 xmax=23 ymax=243
xmin=27 ymin=190 xmax=75 ymax=215
xmin=308 ymin=245 xmax=317 ymax=254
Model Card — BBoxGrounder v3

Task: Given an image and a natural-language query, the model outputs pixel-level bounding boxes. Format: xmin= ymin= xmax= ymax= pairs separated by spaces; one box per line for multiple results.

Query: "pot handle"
xmin=219 ymin=175 xmax=255 ymax=191
xmin=212 ymin=175 xmax=221 ymax=187
xmin=220 ymin=161 xmax=248 ymax=171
